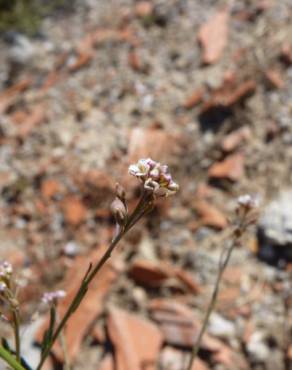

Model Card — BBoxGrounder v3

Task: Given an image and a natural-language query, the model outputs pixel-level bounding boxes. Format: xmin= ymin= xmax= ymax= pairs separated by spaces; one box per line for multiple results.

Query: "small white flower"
xmin=129 ymin=158 xmax=179 ymax=197
xmin=42 ymin=290 xmax=66 ymax=304
xmin=128 ymin=159 xmax=150 ymax=178
xmin=0 ymin=282 xmax=7 ymax=292
xmin=237 ymin=194 xmax=259 ymax=208
xmin=149 ymin=167 xmax=160 ymax=180
xmin=168 ymin=181 xmax=179 ymax=192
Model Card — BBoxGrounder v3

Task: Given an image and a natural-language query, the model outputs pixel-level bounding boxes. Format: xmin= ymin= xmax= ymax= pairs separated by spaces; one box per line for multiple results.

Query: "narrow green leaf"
xmin=70 ymin=286 xmax=88 ymax=313
xmin=0 ymin=344 xmax=27 ymax=370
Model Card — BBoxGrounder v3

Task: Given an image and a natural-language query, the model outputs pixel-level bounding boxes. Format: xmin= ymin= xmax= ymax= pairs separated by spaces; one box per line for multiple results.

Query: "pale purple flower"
xmin=145 ymin=158 xmax=157 ymax=168
xmin=129 ymin=158 xmax=179 ymax=197
xmin=42 ymin=290 xmax=66 ymax=304
xmin=237 ymin=194 xmax=260 ymax=209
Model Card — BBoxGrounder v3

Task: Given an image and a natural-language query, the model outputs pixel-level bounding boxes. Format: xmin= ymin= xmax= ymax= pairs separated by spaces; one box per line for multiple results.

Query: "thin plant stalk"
xmin=12 ymin=309 xmax=21 ymax=362
xmin=0 ymin=158 xmax=179 ymax=370
xmin=57 ymin=312 xmax=70 ymax=370
xmin=186 ymin=227 xmax=243 ymax=370
xmin=0 ymin=345 xmax=26 ymax=370
xmin=37 ymin=192 xmax=151 ymax=370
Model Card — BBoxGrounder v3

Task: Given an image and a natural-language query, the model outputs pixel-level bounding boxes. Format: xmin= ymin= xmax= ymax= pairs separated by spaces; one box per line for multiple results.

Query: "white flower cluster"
xmin=0 ymin=261 xmax=13 ymax=277
xmin=129 ymin=158 xmax=179 ymax=197
xmin=237 ymin=194 xmax=259 ymax=208
xmin=42 ymin=290 xmax=66 ymax=304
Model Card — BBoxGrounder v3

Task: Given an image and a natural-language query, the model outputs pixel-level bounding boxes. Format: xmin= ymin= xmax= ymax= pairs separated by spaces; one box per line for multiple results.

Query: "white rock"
xmin=247 ymin=331 xmax=269 ymax=362
xmin=208 ymin=312 xmax=236 ymax=339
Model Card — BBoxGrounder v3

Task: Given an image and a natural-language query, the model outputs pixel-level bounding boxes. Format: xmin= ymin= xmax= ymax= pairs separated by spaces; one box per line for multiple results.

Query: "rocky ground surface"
xmin=0 ymin=1 xmax=291 ymax=370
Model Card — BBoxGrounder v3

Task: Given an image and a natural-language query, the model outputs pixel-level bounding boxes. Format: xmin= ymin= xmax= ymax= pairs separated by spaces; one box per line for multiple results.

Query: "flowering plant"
xmin=0 ymin=159 xmax=178 ymax=370
xmin=0 ymin=161 xmax=258 ymax=370
xmin=129 ymin=158 xmax=179 ymax=197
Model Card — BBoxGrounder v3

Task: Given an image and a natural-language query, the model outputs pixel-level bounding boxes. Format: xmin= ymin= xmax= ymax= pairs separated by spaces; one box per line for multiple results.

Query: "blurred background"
xmin=0 ymin=1 xmax=291 ymax=370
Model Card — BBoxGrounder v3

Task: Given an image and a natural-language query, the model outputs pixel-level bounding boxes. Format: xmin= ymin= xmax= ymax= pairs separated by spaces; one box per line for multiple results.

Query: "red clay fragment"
xmin=92 ymin=322 xmax=106 ymax=343
xmin=107 ymin=306 xmax=163 ymax=370
xmin=202 ymin=335 xmax=246 ymax=368
xmin=98 ymin=354 xmax=114 ymax=370
xmin=16 ymin=105 xmax=46 ymax=138
xmin=150 ymin=298 xmax=239 ymax=365
xmin=148 ymin=298 xmax=201 ymax=348
xmin=128 ymin=259 xmax=201 ymax=294
xmin=183 ymin=88 xmax=204 ymax=109
xmin=264 ymin=69 xmax=285 ymax=89
xmin=128 ymin=49 xmax=143 ymax=71
xmin=135 ymin=1 xmax=154 ymax=18
xmin=195 ymin=183 xmax=214 ymax=199
xmin=36 ymin=248 xmax=120 ymax=362
xmin=41 ymin=179 xmax=62 ymax=199
xmin=128 ymin=127 xmax=182 ymax=164
xmin=193 ymin=200 xmax=228 ymax=229
xmin=68 ymin=51 xmax=93 ymax=72
xmin=41 ymin=71 xmax=62 ymax=92
xmin=9 ymin=110 xmax=28 ymax=125
xmin=190 ymin=358 xmax=209 ymax=370
xmin=128 ymin=259 xmax=172 ymax=287
xmin=280 ymin=43 xmax=292 ymax=65
xmin=0 ymin=78 xmax=31 ymax=100
xmin=225 ymin=80 xmax=256 ymax=106
xmin=0 ymin=78 xmax=32 ymax=114
xmin=198 ymin=9 xmax=229 ymax=64
xmin=202 ymin=80 xmax=256 ymax=114
xmin=62 ymin=196 xmax=87 ymax=226
xmin=174 ymin=269 xmax=201 ymax=294
xmin=221 ymin=126 xmax=251 ymax=152
xmin=288 ymin=344 xmax=292 ymax=360
xmin=208 ymin=153 xmax=245 ymax=181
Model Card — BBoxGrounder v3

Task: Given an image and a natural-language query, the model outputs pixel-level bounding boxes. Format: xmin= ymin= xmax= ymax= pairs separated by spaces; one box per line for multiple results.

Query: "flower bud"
xmin=110 ymin=197 xmax=127 ymax=226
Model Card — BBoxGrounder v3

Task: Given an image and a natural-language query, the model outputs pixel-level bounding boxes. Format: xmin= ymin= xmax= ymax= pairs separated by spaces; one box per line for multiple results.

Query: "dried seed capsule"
xmin=110 ymin=197 xmax=127 ymax=226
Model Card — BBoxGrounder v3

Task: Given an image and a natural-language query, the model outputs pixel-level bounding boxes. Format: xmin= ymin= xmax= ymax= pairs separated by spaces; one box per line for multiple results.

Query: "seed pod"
xmin=110 ymin=197 xmax=127 ymax=226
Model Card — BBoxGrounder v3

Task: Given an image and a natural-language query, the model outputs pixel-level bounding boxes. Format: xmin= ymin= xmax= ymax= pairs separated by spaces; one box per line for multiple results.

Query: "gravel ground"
xmin=0 ymin=1 xmax=291 ymax=370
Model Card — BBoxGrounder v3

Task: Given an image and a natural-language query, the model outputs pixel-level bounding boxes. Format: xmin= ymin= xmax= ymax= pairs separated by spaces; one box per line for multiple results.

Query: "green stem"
xmin=12 ymin=309 xmax=21 ymax=363
xmin=186 ymin=232 xmax=239 ymax=370
xmin=37 ymin=192 xmax=151 ymax=370
xmin=0 ymin=345 xmax=26 ymax=370
xmin=36 ymin=231 xmax=123 ymax=370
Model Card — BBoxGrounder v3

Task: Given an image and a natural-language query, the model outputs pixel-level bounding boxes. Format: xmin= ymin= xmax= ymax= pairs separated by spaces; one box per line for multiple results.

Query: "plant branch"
xmin=186 ymin=229 xmax=240 ymax=370
xmin=12 ymin=309 xmax=21 ymax=363
xmin=37 ymin=192 xmax=151 ymax=370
